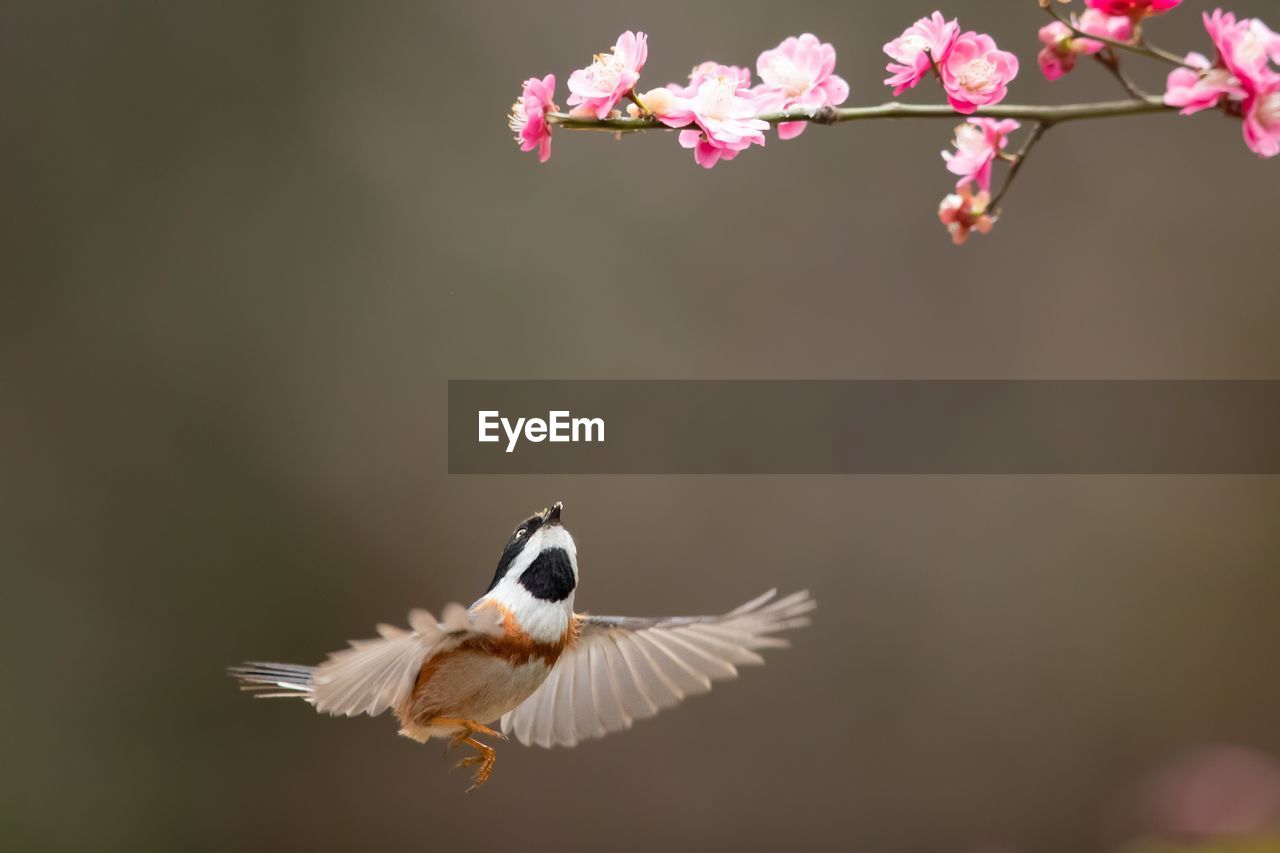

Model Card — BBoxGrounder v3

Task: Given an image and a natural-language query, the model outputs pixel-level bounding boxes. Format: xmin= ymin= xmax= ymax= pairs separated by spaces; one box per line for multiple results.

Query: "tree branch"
xmin=548 ymin=96 xmax=1171 ymax=133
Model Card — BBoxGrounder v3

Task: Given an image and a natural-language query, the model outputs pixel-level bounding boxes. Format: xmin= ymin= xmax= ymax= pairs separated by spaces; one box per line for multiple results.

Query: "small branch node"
xmin=811 ymin=106 xmax=839 ymax=126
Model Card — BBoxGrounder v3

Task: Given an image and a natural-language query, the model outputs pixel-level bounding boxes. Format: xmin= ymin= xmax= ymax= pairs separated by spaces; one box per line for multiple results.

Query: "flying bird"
xmin=228 ymin=503 xmax=814 ymax=789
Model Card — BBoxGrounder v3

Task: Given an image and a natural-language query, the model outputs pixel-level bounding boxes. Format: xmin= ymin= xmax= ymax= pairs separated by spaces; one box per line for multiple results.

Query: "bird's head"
xmin=483 ymin=502 xmax=578 ymax=604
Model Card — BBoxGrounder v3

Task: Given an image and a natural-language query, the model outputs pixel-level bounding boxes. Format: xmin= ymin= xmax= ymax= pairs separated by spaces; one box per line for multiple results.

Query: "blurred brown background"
xmin=3 ymin=1 xmax=1279 ymax=851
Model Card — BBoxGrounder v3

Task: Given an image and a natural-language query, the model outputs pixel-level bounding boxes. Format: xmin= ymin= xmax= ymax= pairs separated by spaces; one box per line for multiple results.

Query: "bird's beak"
xmin=545 ymin=502 xmax=563 ymax=525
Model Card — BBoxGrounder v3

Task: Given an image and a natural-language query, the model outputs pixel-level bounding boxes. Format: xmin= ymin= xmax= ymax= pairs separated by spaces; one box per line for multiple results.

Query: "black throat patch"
xmin=518 ymin=547 xmax=576 ymax=602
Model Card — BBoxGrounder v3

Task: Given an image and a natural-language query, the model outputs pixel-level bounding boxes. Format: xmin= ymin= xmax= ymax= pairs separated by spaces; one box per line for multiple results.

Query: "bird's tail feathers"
xmin=227 ymin=662 xmax=316 ymax=700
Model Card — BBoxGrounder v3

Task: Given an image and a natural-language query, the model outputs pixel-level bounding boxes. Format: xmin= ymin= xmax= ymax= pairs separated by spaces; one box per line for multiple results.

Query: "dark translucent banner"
xmin=448 ymin=381 xmax=1280 ymax=474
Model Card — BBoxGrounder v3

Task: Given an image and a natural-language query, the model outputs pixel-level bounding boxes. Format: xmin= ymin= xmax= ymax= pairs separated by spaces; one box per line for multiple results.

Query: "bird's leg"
xmin=427 ymin=718 xmax=504 ymax=790
xmin=430 ymin=717 xmax=507 ymax=741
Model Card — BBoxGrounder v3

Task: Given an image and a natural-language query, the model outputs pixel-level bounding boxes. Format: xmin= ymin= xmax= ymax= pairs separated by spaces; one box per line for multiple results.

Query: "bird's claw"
xmin=455 ymin=754 xmax=495 ymax=791
xmin=434 ymin=721 xmax=499 ymax=790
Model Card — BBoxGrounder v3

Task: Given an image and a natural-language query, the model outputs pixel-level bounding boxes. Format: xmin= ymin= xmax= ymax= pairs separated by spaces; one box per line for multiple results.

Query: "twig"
xmin=1134 ymin=35 xmax=1188 ymax=67
xmin=1094 ymin=48 xmax=1149 ymax=100
xmin=925 ymin=47 xmax=945 ymax=83
xmin=1043 ymin=3 xmax=1189 ymax=67
xmin=991 ymin=122 xmax=1048 ymax=213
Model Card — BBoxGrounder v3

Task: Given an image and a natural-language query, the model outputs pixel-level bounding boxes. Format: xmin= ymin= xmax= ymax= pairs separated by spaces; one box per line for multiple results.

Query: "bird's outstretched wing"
xmin=228 ymin=603 xmax=504 ymax=718
xmin=499 ymin=589 xmax=814 ymax=748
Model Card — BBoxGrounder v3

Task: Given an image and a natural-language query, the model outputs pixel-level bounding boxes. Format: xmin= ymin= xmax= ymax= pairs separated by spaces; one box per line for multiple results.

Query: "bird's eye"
xmin=514 ymin=528 xmax=527 ymax=540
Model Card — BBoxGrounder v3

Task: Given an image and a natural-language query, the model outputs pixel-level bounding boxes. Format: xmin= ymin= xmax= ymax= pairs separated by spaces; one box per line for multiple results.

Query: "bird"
xmin=228 ymin=502 xmax=815 ymax=790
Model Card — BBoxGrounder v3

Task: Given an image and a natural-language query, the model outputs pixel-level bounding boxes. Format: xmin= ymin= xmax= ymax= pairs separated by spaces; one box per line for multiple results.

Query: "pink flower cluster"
xmin=938 ymin=184 xmax=995 ymax=246
xmin=510 ymin=30 xmax=849 ymax=168
xmin=1164 ymin=10 xmax=1280 ymax=158
xmin=1037 ymin=11 xmax=1134 ymax=81
xmin=935 ymin=117 xmax=1019 ymax=245
xmin=880 ymin=12 xmax=1022 ymax=243
xmin=512 ymin=7 xmax=1276 ymax=244
xmin=656 ymin=63 xmax=770 ymax=168
xmin=882 ymin=12 xmax=1019 ymax=114
xmin=1085 ymin=0 xmax=1182 ymax=20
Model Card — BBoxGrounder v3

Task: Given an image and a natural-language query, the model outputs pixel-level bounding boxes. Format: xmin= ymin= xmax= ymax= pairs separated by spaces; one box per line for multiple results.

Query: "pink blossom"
xmin=753 ymin=34 xmax=849 ymax=140
xmin=1037 ymin=49 xmax=1073 ymax=83
xmin=1076 ymin=9 xmax=1136 ymax=53
xmin=1164 ymin=52 xmax=1245 ymax=115
xmin=509 ymin=74 xmax=557 ymax=163
xmin=666 ymin=62 xmax=753 ymax=99
xmin=1085 ymin=0 xmax=1181 ymax=20
xmin=1037 ymin=13 xmax=1134 ymax=82
xmin=942 ymin=118 xmax=1020 ymax=192
xmin=1205 ymin=10 xmax=1280 ymax=85
xmin=1037 ymin=22 xmax=1078 ymax=81
xmin=1190 ymin=11 xmax=1280 ymax=156
xmin=883 ymin=12 xmax=961 ymax=95
xmin=1242 ymin=74 xmax=1280 ymax=158
xmin=625 ymin=87 xmax=681 ymax=121
xmin=940 ymin=32 xmax=1020 ymax=114
xmin=938 ymin=184 xmax=995 ymax=245
xmin=566 ymin=31 xmax=647 ymax=120
xmin=660 ymin=72 xmax=769 ymax=169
